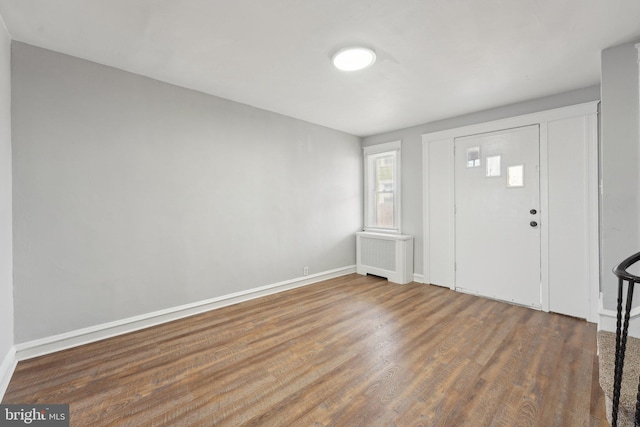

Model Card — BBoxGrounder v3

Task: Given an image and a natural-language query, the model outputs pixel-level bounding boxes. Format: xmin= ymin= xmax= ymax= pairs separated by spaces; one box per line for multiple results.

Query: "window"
xmin=364 ymin=140 xmax=401 ymax=232
xmin=466 ymin=146 xmax=480 ymax=168
xmin=486 ymin=155 xmax=501 ymax=177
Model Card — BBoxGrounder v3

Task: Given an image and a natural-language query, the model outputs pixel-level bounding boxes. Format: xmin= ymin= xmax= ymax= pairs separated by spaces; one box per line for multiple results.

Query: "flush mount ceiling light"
xmin=331 ymin=47 xmax=376 ymax=71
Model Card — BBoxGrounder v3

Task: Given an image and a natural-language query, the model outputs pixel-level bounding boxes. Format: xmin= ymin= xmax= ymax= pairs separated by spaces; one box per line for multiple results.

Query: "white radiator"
xmin=356 ymin=231 xmax=414 ymax=284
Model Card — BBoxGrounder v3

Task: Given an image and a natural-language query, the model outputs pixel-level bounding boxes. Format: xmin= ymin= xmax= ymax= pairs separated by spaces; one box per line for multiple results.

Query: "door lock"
xmin=530 ymin=209 xmax=537 ymax=215
xmin=530 ymin=221 xmax=538 ymax=227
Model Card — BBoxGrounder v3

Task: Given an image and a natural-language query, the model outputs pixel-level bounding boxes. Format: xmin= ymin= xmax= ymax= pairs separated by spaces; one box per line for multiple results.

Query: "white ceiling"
xmin=0 ymin=1 xmax=639 ymax=137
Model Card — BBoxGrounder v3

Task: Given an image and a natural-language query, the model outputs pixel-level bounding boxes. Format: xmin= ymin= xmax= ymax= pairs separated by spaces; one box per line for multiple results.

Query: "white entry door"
xmin=454 ymin=125 xmax=541 ymax=308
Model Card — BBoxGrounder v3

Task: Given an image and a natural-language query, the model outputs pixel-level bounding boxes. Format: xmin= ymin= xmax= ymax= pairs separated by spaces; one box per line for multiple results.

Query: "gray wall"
xmin=363 ymin=85 xmax=601 ymax=278
xmin=0 ymin=15 xmax=13 ymax=364
xmin=12 ymin=42 xmax=362 ymax=343
xmin=600 ymin=39 xmax=640 ymax=309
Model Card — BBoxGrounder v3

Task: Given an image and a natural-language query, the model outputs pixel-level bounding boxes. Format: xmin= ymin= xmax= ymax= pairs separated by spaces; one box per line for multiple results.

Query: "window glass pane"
xmin=507 ymin=164 xmax=524 ymax=187
xmin=375 ymin=193 xmax=394 ymax=228
xmin=486 ymin=155 xmax=501 ymax=177
xmin=466 ymin=147 xmax=480 ymax=168
xmin=374 ymin=155 xmax=394 ymax=192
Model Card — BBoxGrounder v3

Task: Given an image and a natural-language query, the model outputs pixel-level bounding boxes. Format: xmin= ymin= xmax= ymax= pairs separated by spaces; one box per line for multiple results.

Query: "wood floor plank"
xmin=2 ymin=274 xmax=608 ymax=426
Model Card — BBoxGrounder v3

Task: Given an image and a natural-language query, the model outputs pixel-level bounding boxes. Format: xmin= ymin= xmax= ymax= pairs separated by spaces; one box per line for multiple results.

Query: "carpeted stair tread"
xmin=598 ymin=330 xmax=640 ymax=427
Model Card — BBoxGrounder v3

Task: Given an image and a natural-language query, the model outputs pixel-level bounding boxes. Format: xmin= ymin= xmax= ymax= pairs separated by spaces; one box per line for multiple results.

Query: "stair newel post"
xmin=622 ymin=282 xmax=634 ymax=423
xmin=613 ymin=277 xmax=626 ymax=427
xmin=613 ymin=279 xmax=636 ymax=427
xmin=612 ymin=252 xmax=640 ymax=427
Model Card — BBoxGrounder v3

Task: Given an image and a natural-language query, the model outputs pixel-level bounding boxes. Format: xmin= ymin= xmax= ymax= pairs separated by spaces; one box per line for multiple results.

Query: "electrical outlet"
xmin=303 ymin=267 xmax=309 ymax=276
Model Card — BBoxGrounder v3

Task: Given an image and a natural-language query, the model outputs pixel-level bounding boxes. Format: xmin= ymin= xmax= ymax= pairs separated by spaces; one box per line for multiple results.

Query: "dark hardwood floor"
xmin=3 ymin=274 xmax=608 ymax=426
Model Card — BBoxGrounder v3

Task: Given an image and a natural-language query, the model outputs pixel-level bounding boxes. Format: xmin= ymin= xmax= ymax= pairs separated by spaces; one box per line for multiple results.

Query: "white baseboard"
xmin=0 ymin=346 xmax=17 ymax=401
xmin=14 ymin=266 xmax=356 ymax=361
xmin=598 ymin=292 xmax=640 ymax=338
xmin=413 ymin=274 xmax=425 ymax=283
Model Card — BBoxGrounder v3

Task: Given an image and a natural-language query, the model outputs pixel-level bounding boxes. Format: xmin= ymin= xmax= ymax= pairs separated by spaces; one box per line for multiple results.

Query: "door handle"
xmin=530 ymin=221 xmax=538 ymax=227
xmin=530 ymin=209 xmax=537 ymax=215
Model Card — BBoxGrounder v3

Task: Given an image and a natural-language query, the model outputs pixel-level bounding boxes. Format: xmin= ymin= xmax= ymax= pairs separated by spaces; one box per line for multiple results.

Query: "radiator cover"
xmin=356 ymin=232 xmax=414 ymax=284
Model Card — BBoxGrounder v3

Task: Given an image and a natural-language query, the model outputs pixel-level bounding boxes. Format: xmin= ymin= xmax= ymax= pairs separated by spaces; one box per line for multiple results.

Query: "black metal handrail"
xmin=612 ymin=251 xmax=640 ymax=427
xmin=614 ymin=252 xmax=640 ymax=284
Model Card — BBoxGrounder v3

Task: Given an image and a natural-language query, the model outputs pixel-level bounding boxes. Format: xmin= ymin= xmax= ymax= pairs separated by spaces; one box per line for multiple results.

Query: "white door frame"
xmin=422 ymin=102 xmax=599 ymax=322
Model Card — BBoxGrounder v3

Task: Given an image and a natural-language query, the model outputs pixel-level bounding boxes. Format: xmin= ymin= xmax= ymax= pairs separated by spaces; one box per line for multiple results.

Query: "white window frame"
xmin=363 ymin=140 xmax=401 ymax=233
